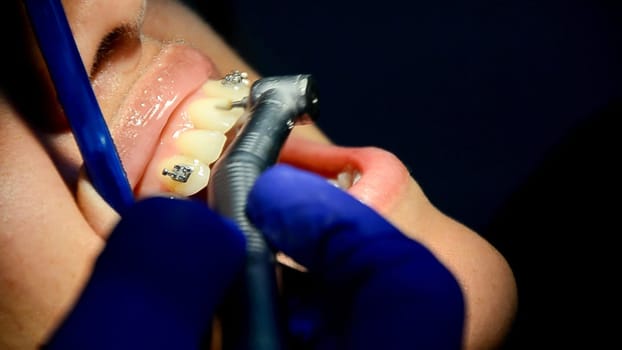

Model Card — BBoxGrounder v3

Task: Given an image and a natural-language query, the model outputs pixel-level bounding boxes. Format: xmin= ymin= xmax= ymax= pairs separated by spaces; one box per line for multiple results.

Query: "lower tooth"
xmin=328 ymin=168 xmax=361 ymax=190
xmin=160 ymin=155 xmax=210 ymax=196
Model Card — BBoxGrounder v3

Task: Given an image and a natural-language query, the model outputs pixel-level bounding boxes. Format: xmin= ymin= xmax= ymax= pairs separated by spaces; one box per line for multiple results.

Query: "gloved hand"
xmin=44 ymin=165 xmax=464 ymax=350
xmin=43 ymin=197 xmax=246 ymax=349
xmin=246 ymin=164 xmax=465 ymax=350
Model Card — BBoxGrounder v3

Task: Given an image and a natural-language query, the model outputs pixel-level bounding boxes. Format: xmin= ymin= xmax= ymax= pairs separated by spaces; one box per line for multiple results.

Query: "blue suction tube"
xmin=23 ymin=0 xmax=134 ymax=214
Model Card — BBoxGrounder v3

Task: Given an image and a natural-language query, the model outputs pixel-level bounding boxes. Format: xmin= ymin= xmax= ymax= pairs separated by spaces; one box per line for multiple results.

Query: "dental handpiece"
xmin=208 ymin=75 xmax=319 ymax=350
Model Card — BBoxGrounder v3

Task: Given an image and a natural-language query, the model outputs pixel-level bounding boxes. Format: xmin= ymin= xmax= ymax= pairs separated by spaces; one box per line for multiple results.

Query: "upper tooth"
xmin=176 ymin=129 xmax=226 ymax=164
xmin=188 ymin=98 xmax=244 ymax=132
xmin=159 ymin=155 xmax=210 ymax=196
xmin=156 ymin=77 xmax=253 ymax=197
xmin=202 ymin=80 xmax=250 ymax=100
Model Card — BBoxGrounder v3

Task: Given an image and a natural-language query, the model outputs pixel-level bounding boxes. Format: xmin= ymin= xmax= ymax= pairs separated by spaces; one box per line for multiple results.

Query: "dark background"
xmin=187 ymin=0 xmax=621 ymax=347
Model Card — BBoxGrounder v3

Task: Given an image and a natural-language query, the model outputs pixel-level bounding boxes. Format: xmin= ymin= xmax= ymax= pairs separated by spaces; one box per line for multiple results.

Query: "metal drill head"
xmin=248 ymin=74 xmax=320 ymax=124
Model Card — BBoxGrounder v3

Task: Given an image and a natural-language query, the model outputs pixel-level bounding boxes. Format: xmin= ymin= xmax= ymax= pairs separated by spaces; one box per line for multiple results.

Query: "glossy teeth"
xmin=160 ymin=156 xmax=209 ymax=196
xmin=328 ymin=167 xmax=361 ymax=190
xmin=159 ymin=76 xmax=250 ymax=196
xmin=188 ymin=97 xmax=242 ymax=132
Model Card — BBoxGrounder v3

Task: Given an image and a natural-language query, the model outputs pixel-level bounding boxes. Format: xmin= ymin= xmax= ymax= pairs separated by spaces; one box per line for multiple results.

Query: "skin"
xmin=0 ymin=0 xmax=516 ymax=349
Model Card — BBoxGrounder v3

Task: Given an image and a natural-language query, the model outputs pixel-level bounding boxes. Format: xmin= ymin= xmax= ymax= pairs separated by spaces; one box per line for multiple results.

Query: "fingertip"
xmin=105 ymin=196 xmax=246 ymax=281
xmin=247 ymin=164 xmax=379 ymax=269
xmin=49 ymin=197 xmax=247 ymax=348
xmin=76 ymin=166 xmax=121 ymax=239
xmin=246 ymin=165 xmax=338 ymax=267
xmin=96 ymin=196 xmax=247 ymax=321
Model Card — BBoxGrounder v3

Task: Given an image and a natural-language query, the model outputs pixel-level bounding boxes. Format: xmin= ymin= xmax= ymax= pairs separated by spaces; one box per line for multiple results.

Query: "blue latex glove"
xmin=246 ymin=164 xmax=465 ymax=350
xmin=44 ymin=197 xmax=246 ymax=349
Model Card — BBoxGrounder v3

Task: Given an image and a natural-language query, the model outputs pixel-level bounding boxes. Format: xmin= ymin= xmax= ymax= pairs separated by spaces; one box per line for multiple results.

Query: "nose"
xmin=60 ymin=0 xmax=146 ymax=73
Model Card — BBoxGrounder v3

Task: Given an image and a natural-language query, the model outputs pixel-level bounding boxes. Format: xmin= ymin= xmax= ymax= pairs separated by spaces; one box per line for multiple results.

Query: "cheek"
xmin=0 ymin=108 xmax=104 ymax=347
xmin=380 ymin=179 xmax=437 ymax=238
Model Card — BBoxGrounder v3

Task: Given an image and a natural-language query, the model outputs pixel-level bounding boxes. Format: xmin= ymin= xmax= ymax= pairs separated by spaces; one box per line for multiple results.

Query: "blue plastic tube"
xmin=23 ymin=0 xmax=134 ymax=214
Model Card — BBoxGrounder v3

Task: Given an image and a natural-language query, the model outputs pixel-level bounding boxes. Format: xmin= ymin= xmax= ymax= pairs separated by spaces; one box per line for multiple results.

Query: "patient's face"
xmin=2 ymin=0 xmax=498 ymax=349
xmin=0 ymin=0 xmax=420 ymax=347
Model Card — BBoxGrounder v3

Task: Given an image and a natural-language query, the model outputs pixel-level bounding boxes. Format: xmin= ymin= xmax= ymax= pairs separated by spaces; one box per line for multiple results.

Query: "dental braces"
xmin=221 ymin=70 xmax=249 ymax=90
xmin=162 ymin=164 xmax=193 ymax=183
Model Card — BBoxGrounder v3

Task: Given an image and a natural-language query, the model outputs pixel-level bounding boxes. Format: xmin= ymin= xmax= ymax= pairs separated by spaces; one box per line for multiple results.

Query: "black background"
xmin=187 ymin=0 xmax=621 ymax=347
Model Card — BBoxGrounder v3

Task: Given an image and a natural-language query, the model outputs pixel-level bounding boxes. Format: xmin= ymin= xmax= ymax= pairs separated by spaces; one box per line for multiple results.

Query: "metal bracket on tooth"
xmin=221 ymin=70 xmax=249 ymax=89
xmin=162 ymin=164 xmax=193 ymax=183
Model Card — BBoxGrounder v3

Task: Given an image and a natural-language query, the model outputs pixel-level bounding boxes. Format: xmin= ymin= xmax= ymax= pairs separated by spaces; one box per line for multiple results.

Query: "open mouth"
xmin=278 ymin=136 xmax=412 ymax=216
xmin=109 ymin=44 xmax=409 ymax=212
xmin=133 ymin=71 xmax=249 ymax=199
xmin=108 ymin=44 xmax=243 ymax=200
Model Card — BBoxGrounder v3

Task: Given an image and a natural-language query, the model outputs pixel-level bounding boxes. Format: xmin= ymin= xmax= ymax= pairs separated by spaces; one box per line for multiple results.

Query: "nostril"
xmin=90 ymin=24 xmax=142 ymax=78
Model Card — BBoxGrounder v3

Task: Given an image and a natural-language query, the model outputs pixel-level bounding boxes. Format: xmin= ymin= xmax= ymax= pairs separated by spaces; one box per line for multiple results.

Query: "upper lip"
xmin=109 ymin=43 xmax=217 ymax=190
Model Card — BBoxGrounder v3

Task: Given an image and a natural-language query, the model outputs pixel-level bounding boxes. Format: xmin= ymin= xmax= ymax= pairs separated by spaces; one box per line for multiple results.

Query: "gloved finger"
xmin=247 ymin=164 xmax=464 ymax=349
xmin=45 ymin=197 xmax=246 ymax=350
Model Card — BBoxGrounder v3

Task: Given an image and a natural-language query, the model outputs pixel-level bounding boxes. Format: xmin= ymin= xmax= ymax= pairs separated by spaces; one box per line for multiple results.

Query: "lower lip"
xmin=278 ymin=136 xmax=411 ymax=213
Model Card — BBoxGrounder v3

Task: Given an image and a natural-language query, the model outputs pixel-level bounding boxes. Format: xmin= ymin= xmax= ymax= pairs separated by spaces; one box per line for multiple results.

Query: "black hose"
xmin=208 ymin=75 xmax=318 ymax=350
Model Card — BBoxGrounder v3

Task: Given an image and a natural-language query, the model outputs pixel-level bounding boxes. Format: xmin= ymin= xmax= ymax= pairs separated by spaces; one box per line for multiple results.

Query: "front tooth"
xmin=159 ymin=155 xmax=210 ymax=196
xmin=327 ymin=168 xmax=361 ymax=190
xmin=176 ymin=129 xmax=226 ymax=164
xmin=188 ymin=98 xmax=244 ymax=132
xmin=202 ymin=80 xmax=250 ymax=100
